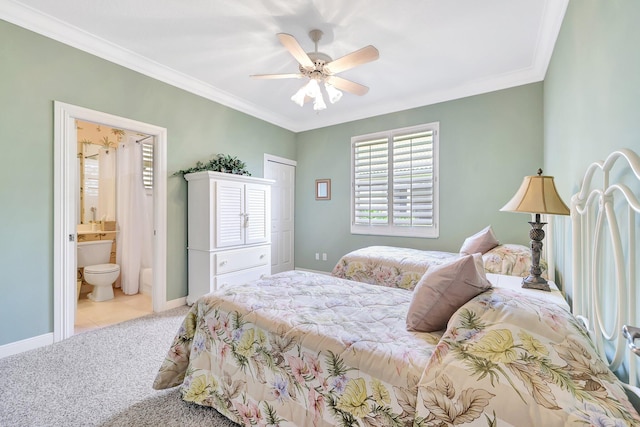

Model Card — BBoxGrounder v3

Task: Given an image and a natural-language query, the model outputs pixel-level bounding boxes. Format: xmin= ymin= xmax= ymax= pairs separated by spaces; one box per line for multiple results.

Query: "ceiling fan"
xmin=251 ymin=29 xmax=379 ymax=111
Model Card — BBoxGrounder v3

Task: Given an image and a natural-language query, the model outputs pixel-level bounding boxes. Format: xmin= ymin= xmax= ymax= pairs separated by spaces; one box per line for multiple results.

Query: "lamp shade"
xmin=500 ymin=171 xmax=570 ymax=215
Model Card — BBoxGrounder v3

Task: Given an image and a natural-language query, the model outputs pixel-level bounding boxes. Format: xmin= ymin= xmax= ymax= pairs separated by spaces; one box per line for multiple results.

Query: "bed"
xmin=571 ymin=148 xmax=640 ymax=408
xmin=153 ymin=150 xmax=640 ymax=426
xmin=330 ymin=242 xmax=546 ymax=291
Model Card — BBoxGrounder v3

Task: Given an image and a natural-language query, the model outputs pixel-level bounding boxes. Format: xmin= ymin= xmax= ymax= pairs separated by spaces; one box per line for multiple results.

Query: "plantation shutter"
xmin=392 ymin=130 xmax=434 ymax=227
xmin=142 ymin=142 xmax=154 ymax=191
xmin=351 ymin=123 xmax=438 ymax=238
xmin=353 ymin=137 xmax=389 ymax=225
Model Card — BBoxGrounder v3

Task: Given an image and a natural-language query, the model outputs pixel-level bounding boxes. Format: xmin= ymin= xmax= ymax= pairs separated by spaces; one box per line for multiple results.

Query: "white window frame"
xmin=350 ymin=122 xmax=439 ymax=238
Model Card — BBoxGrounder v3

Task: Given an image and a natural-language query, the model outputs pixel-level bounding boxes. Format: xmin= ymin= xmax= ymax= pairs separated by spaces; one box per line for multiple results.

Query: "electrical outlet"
xmin=315 ymin=253 xmax=319 ymax=260
xmin=322 ymin=253 xmax=327 ymax=261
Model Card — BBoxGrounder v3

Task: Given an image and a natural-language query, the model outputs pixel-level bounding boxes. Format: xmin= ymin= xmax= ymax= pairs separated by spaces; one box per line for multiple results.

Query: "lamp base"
xmin=522 ymin=275 xmax=550 ymax=292
xmin=522 ymin=213 xmax=551 ymax=292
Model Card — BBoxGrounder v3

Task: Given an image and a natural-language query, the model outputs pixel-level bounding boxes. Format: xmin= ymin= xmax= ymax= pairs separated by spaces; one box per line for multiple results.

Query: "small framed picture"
xmin=315 ymin=179 xmax=331 ymax=200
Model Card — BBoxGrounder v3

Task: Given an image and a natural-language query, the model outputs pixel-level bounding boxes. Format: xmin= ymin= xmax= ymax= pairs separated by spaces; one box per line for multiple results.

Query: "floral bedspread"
xmin=153 ymin=271 xmax=639 ymax=426
xmin=332 ymin=245 xmax=548 ymax=291
xmin=331 ymin=246 xmax=458 ymax=290
xmin=154 ymin=270 xmax=443 ymax=426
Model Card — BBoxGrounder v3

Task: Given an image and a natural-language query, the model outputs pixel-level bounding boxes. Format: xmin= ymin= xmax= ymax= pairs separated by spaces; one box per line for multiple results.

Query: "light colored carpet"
xmin=0 ymin=306 xmax=239 ymax=427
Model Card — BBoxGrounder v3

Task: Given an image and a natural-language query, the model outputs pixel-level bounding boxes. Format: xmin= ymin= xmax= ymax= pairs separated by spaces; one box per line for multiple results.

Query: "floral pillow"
xmin=482 ymin=243 xmax=548 ymax=278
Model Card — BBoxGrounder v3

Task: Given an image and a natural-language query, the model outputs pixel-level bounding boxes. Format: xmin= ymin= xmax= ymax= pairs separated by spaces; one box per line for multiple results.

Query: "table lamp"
xmin=500 ymin=169 xmax=570 ymax=291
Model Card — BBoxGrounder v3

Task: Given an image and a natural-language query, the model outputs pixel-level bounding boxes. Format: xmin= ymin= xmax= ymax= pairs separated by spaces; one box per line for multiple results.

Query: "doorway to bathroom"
xmin=53 ymin=102 xmax=168 ymax=342
xmin=75 ymin=121 xmax=155 ymax=333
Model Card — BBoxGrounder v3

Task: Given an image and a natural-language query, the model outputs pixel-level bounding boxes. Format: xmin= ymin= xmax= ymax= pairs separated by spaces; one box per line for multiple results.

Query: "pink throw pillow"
xmin=406 ymin=253 xmax=492 ymax=332
xmin=459 ymin=225 xmax=499 ymax=255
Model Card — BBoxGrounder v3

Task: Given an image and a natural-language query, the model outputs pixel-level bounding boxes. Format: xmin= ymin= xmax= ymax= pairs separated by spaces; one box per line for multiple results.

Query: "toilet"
xmin=77 ymin=240 xmax=120 ymax=302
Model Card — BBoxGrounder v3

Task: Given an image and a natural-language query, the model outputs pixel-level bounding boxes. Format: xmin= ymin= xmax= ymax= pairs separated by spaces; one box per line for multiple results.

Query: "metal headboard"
xmin=571 ymin=148 xmax=640 ymax=399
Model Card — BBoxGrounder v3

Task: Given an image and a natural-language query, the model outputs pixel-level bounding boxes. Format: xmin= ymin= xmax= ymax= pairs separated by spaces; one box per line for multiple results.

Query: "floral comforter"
xmin=153 ymin=271 xmax=639 ymax=426
xmin=332 ymin=245 xmax=547 ymax=291
xmin=331 ymin=246 xmax=458 ymax=290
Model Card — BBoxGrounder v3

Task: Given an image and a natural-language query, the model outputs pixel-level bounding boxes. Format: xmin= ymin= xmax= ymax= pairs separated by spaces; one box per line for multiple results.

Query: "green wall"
xmin=1 ymin=16 xmax=550 ymax=348
xmin=0 ymin=20 xmax=296 ymax=346
xmin=295 ymin=83 xmax=544 ymax=270
xmin=544 ymin=0 xmax=640 ymax=299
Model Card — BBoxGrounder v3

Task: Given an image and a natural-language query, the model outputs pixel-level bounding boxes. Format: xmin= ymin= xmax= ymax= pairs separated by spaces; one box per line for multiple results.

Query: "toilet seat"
xmin=84 ymin=263 xmax=120 ymax=274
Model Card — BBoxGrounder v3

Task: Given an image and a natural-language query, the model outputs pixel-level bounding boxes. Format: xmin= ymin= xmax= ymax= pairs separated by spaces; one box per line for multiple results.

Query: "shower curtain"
xmin=116 ymin=135 xmax=150 ymax=295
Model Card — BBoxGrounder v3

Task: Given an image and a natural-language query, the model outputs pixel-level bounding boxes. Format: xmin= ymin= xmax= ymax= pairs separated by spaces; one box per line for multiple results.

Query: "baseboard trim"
xmin=1 ymin=297 xmax=187 ymax=359
xmin=163 ymin=297 xmax=187 ymax=310
xmin=294 ymin=267 xmax=331 ymax=275
xmin=0 ymin=333 xmax=54 ymax=359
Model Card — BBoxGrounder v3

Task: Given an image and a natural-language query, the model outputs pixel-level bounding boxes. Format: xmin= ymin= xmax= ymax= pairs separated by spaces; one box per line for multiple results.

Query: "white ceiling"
xmin=3 ymin=0 xmax=568 ymax=132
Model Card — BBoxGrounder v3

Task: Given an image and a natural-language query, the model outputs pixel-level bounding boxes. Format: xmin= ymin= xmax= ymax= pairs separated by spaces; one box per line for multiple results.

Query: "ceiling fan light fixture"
xmin=304 ymin=79 xmax=321 ymax=98
xmin=290 ymin=85 xmax=307 ymax=107
xmin=256 ymin=30 xmax=378 ymax=112
xmin=324 ymin=83 xmax=343 ymax=104
xmin=313 ymin=93 xmax=327 ymax=111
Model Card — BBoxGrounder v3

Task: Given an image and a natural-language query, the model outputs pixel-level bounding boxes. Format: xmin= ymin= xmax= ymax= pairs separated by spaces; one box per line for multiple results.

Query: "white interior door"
xmin=264 ymin=155 xmax=296 ymax=273
xmin=54 ymin=102 xmax=168 ymax=341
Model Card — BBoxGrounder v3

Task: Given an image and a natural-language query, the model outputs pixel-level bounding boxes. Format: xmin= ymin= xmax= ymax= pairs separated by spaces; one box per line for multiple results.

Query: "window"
xmin=351 ymin=122 xmax=439 ymax=238
xmin=142 ymin=141 xmax=154 ymax=193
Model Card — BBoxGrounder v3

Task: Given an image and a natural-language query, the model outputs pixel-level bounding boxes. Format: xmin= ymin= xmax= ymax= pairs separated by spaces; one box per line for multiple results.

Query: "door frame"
xmin=53 ymin=101 xmax=168 ymax=341
xmin=264 ymin=154 xmax=296 ymax=272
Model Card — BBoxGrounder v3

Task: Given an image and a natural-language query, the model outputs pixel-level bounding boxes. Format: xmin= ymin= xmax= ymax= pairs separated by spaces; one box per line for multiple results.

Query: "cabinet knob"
xmin=260 ymin=254 xmax=265 ymax=259
xmin=220 ymin=260 xmax=227 ymax=266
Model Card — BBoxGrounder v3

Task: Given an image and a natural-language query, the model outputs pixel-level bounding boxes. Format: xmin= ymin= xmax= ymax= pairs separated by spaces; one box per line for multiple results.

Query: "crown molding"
xmin=2 ymin=0 xmax=568 ymax=133
xmin=0 ymin=0 xmax=297 ymax=130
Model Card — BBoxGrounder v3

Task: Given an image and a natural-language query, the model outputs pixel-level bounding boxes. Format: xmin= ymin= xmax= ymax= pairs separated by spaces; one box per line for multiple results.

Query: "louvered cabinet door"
xmin=215 ymin=180 xmax=245 ymax=248
xmin=244 ymin=183 xmax=270 ymax=245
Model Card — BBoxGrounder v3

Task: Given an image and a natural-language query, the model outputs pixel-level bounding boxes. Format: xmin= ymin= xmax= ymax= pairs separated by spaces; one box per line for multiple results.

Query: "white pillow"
xmin=406 ymin=253 xmax=492 ymax=332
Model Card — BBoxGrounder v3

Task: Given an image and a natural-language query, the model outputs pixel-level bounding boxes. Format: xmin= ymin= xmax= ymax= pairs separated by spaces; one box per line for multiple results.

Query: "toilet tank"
xmin=77 ymin=240 xmax=113 ymax=267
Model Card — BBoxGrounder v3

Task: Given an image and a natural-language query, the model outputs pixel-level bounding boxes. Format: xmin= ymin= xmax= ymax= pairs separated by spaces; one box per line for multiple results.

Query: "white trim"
xmin=294 ymin=268 xmax=331 ymax=276
xmin=0 ymin=0 xmax=568 ymax=133
xmin=0 ymin=300 xmax=185 ymax=359
xmin=164 ymin=297 xmax=188 ymax=310
xmin=0 ymin=1 xmax=291 ymax=131
xmin=0 ymin=333 xmax=53 ymax=359
xmin=53 ymin=101 xmax=168 ymax=343
xmin=350 ymin=122 xmax=439 ymax=239
xmin=264 ymin=154 xmax=297 ymax=169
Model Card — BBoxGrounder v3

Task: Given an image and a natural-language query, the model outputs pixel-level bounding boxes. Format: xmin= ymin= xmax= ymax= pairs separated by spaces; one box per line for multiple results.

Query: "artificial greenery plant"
xmin=174 ymin=154 xmax=251 ymax=177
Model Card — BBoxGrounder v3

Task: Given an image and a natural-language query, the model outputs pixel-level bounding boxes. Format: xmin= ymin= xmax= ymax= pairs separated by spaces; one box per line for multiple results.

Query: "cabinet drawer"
xmin=215 ymin=265 xmax=270 ymax=290
xmin=215 ymin=246 xmax=270 ymax=275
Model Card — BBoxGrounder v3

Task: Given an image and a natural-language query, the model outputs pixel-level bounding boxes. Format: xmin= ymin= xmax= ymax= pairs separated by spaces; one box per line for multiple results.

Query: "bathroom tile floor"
xmin=75 ymin=287 xmax=152 ymax=334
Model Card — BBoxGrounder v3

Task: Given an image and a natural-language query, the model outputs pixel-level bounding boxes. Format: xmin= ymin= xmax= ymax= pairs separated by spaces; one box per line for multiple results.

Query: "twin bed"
xmin=153 ymin=149 xmax=640 ymax=426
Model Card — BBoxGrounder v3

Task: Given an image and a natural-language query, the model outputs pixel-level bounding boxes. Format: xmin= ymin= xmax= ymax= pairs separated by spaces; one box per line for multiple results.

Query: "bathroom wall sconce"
xmin=315 ymin=179 xmax=331 ymax=200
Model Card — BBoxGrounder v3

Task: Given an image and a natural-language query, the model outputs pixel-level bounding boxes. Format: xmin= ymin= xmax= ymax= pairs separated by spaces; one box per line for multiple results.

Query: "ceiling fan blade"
xmin=324 ymin=45 xmax=379 ymax=74
xmin=277 ymin=33 xmax=315 ymax=69
xmin=326 ymin=76 xmax=369 ymax=96
xmin=250 ymin=73 xmax=303 ymax=79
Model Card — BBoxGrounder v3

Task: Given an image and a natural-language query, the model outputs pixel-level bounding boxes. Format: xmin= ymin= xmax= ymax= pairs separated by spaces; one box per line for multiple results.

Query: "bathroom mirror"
xmin=76 ymin=120 xmax=154 ymax=226
xmin=76 ymin=120 xmax=120 ymax=224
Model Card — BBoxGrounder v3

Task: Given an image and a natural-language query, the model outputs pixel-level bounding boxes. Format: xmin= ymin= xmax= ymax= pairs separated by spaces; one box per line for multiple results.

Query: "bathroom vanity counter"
xmin=77 ymin=230 xmax=118 ymax=236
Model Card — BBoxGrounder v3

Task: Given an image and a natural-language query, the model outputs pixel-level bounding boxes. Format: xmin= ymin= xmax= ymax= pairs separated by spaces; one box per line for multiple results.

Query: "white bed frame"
xmin=571 ymin=148 xmax=640 ymax=401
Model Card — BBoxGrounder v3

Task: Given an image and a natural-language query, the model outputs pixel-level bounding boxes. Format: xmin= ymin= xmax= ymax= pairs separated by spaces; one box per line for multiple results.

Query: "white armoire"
xmin=185 ymin=171 xmax=273 ymax=304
